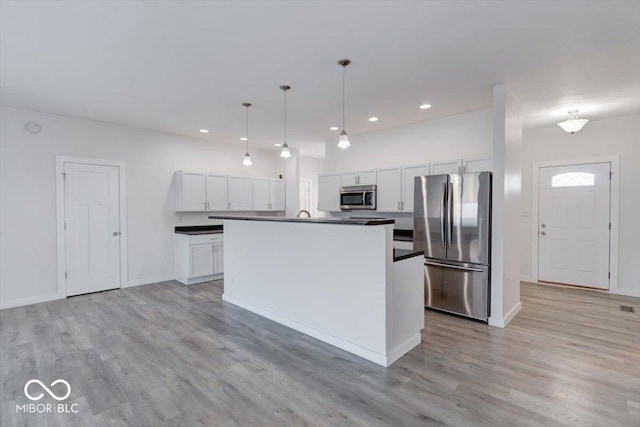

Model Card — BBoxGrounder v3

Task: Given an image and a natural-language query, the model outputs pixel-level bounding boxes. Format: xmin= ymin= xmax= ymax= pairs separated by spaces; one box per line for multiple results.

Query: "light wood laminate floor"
xmin=1 ymin=281 xmax=639 ymax=426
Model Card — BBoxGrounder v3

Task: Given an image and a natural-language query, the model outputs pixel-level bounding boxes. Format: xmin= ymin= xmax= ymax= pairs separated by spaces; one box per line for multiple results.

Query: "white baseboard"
xmin=615 ymin=288 xmax=640 ymax=298
xmin=386 ymin=333 xmax=422 ymax=367
xmin=520 ymin=275 xmax=533 ymax=283
xmin=0 ymin=293 xmax=63 ymax=310
xmin=124 ymin=274 xmax=175 ymax=288
xmin=488 ymin=301 xmax=522 ymax=328
xmin=223 ymin=293 xmax=392 ymax=367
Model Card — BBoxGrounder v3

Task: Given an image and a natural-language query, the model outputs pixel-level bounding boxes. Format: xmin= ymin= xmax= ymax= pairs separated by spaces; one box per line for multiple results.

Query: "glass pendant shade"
xmin=338 ymin=130 xmax=350 ymax=149
xmin=280 ymin=142 xmax=291 ymax=158
xmin=242 ymin=152 xmax=252 ymax=166
xmin=558 ymin=118 xmax=589 ymax=134
xmin=557 ymin=110 xmax=589 ymax=134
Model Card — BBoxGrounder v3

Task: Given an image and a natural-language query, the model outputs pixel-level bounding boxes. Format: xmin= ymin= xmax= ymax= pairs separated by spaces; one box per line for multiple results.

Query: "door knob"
xmin=540 ymin=231 xmax=546 ymax=236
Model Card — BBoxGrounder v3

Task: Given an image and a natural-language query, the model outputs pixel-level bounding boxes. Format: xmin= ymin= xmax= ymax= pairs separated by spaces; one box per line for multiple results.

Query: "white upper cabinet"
xmin=206 ymin=174 xmax=228 ymax=211
xmin=252 ymin=177 xmax=270 ymax=211
xmin=269 ymin=179 xmax=286 ymax=211
xmin=357 ymin=169 xmax=377 ymax=185
xmin=430 ymin=159 xmax=463 ymax=175
xmin=341 ymin=171 xmax=358 ymax=186
xmin=228 ymin=176 xmax=253 ymax=211
xmin=318 ymin=172 xmax=342 ymax=212
xmin=341 ymin=169 xmax=377 ymax=186
xmin=376 ymin=164 xmax=428 ymax=213
xmin=376 ymin=166 xmax=402 ymax=212
xmin=402 ymin=163 xmax=429 ymax=212
xmin=176 ymin=171 xmax=206 ymax=211
xmin=463 ymin=158 xmax=493 ymax=173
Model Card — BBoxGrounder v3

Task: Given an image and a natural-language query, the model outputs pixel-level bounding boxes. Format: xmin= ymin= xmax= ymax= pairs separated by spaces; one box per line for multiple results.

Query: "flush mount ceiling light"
xmin=279 ymin=85 xmax=292 ymax=159
xmin=419 ymin=104 xmax=432 ymax=110
xmin=558 ymin=110 xmax=589 ymax=134
xmin=337 ymin=58 xmax=351 ymax=149
xmin=275 ymin=143 xmax=282 ymax=147
xmin=199 ymin=129 xmax=209 ymax=133
xmin=240 ymin=137 xmax=247 ymax=141
xmin=368 ymin=117 xmax=379 ymax=122
xmin=330 ymin=127 xmax=339 ymax=131
xmin=241 ymin=102 xmax=253 ymax=166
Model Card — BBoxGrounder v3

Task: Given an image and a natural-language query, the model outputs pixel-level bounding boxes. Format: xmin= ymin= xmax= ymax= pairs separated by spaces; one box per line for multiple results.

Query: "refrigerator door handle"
xmin=425 ymin=260 xmax=484 ymax=273
xmin=440 ymin=183 xmax=447 ymax=248
xmin=447 ymin=182 xmax=454 ymax=247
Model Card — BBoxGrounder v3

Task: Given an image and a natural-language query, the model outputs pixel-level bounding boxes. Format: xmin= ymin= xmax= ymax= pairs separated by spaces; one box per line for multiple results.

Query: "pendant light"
xmin=337 ymin=58 xmax=351 ymax=149
xmin=279 ymin=85 xmax=292 ymax=158
xmin=241 ymin=102 xmax=253 ymax=166
xmin=558 ymin=110 xmax=589 ymax=134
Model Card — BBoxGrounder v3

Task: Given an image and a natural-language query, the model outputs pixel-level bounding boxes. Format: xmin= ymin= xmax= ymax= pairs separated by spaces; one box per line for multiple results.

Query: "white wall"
xmin=521 ymin=114 xmax=640 ymax=297
xmin=489 ymin=84 xmax=522 ymax=328
xmin=0 ymin=106 xmax=280 ymax=308
xmin=325 ymin=108 xmax=493 ymax=172
xmin=322 ymin=108 xmax=493 ymax=229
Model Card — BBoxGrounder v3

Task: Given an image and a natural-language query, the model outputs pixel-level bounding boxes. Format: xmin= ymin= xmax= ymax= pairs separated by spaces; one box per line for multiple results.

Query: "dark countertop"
xmin=175 ymin=225 xmax=223 ymax=235
xmin=208 ymin=215 xmax=394 ymax=226
xmin=393 ymin=249 xmax=424 ymax=262
xmin=393 ymin=229 xmax=414 ymax=242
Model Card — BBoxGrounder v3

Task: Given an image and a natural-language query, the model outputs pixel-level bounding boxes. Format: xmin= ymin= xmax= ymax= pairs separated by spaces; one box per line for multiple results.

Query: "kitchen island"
xmin=209 ymin=215 xmax=424 ymax=367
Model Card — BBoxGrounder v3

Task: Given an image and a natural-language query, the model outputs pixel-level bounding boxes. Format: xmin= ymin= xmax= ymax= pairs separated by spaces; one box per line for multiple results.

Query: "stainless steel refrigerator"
xmin=413 ymin=172 xmax=492 ymax=321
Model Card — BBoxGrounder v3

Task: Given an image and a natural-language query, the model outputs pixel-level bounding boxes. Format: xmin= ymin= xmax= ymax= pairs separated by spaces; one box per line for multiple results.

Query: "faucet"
xmin=297 ymin=210 xmax=311 ymax=218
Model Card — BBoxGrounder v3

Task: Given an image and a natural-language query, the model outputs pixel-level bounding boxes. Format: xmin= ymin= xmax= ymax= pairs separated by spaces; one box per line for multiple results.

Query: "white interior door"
xmin=64 ymin=163 xmax=121 ymax=296
xmin=299 ymin=179 xmax=311 ymax=212
xmin=538 ymin=162 xmax=611 ymax=289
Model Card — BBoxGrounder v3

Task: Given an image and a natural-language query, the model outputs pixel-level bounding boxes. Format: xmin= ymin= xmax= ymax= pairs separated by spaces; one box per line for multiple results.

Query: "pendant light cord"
xmin=284 ymin=89 xmax=287 ymax=144
xmin=245 ymin=106 xmax=249 ymax=152
xmin=342 ymin=65 xmax=346 ymax=130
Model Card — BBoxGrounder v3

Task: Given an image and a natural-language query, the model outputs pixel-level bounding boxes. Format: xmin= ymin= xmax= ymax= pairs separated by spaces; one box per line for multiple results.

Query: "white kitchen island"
xmin=209 ymin=215 xmax=424 ymax=367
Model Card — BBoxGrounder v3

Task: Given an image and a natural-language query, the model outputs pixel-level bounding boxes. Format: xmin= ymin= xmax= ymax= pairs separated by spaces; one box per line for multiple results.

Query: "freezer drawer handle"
xmin=425 ymin=261 xmax=484 ymax=272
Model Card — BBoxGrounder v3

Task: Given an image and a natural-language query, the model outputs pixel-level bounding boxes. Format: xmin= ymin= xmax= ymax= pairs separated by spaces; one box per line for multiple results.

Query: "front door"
xmin=64 ymin=163 xmax=121 ymax=296
xmin=538 ymin=162 xmax=610 ymax=289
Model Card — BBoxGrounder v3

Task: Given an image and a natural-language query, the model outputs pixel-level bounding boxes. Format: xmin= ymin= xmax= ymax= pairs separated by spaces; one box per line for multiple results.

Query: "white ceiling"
xmin=1 ymin=1 xmax=639 ymax=157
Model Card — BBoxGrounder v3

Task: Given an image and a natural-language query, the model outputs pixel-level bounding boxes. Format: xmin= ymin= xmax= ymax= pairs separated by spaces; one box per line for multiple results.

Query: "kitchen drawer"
xmin=188 ymin=234 xmax=223 ymax=245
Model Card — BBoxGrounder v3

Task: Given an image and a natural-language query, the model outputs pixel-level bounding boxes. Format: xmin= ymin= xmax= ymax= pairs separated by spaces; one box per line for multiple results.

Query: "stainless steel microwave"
xmin=340 ymin=185 xmax=377 ymax=210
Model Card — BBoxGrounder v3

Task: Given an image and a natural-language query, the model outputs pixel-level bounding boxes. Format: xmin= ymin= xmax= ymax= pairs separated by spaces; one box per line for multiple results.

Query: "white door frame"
xmin=531 ymin=155 xmax=619 ymax=293
xmin=299 ymin=178 xmax=312 ymax=213
xmin=56 ymin=156 xmax=127 ymax=298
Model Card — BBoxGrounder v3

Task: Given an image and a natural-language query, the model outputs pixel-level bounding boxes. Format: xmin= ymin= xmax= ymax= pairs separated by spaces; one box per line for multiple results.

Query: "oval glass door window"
xmin=551 ymin=172 xmax=595 ymax=187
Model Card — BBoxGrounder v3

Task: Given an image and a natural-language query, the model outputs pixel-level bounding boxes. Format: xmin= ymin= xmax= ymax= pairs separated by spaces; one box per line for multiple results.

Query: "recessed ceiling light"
xmin=240 ymin=137 xmax=248 ymax=141
xmin=275 ymin=143 xmax=282 ymax=147
xmin=330 ymin=126 xmax=339 ymax=131
xmin=419 ymin=104 xmax=432 ymax=110
xmin=368 ymin=117 xmax=379 ymax=122
xmin=199 ymin=129 xmax=209 ymax=133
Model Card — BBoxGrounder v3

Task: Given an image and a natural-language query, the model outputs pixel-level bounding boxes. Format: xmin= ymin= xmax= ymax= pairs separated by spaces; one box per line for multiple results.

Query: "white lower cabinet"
xmin=175 ymin=233 xmax=224 ymax=285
